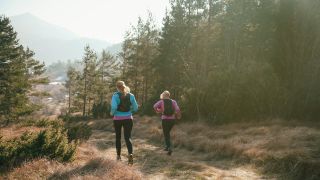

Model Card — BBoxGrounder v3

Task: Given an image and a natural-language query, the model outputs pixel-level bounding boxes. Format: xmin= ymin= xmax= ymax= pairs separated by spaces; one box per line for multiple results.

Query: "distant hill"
xmin=9 ymin=13 xmax=121 ymax=64
xmin=106 ymin=43 xmax=122 ymax=56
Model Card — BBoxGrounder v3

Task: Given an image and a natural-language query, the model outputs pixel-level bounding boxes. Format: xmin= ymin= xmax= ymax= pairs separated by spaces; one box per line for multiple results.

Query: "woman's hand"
xmin=154 ymin=108 xmax=161 ymax=114
xmin=175 ymin=112 xmax=182 ymax=120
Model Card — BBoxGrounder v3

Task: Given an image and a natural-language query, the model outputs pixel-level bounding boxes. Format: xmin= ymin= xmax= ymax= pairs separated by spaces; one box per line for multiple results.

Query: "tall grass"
xmin=136 ymin=117 xmax=320 ymax=179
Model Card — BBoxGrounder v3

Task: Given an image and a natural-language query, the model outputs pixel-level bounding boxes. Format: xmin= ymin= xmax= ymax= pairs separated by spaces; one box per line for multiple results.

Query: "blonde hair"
xmin=116 ymin=81 xmax=130 ymax=95
xmin=160 ymin=90 xmax=170 ymax=99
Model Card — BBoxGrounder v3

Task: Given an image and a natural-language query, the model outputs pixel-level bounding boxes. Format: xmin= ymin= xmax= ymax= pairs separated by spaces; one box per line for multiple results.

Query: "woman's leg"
xmin=162 ymin=120 xmax=175 ymax=150
xmin=162 ymin=120 xmax=170 ymax=149
xmin=113 ymin=120 xmax=122 ymax=156
xmin=123 ymin=119 xmax=133 ymax=155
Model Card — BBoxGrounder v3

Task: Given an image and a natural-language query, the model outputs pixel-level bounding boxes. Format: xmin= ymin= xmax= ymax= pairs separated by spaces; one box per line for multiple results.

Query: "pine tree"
xmin=119 ymin=15 xmax=159 ymax=109
xmin=96 ymin=50 xmax=118 ymax=103
xmin=80 ymin=45 xmax=97 ymax=117
xmin=0 ymin=16 xmax=47 ymax=123
xmin=65 ymin=66 xmax=80 ymax=114
xmin=153 ymin=0 xmax=191 ymax=99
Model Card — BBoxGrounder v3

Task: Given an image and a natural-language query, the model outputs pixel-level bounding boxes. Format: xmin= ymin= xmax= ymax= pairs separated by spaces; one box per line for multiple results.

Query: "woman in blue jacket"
xmin=110 ymin=81 xmax=138 ymax=165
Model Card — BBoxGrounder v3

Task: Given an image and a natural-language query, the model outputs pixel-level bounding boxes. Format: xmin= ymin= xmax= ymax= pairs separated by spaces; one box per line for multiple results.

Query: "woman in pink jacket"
xmin=153 ymin=90 xmax=181 ymax=155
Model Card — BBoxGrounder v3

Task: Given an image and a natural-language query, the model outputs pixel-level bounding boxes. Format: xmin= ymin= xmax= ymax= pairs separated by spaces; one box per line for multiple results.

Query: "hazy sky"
xmin=0 ymin=0 xmax=169 ymax=43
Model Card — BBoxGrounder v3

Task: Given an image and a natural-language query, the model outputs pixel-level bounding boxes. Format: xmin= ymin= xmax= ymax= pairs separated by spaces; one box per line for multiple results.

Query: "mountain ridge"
xmin=9 ymin=13 xmax=121 ymax=64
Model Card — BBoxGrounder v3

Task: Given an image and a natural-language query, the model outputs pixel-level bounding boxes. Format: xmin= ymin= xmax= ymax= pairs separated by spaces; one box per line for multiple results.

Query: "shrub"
xmin=66 ymin=123 xmax=92 ymax=142
xmin=0 ymin=128 xmax=77 ymax=170
xmin=33 ymin=128 xmax=77 ymax=161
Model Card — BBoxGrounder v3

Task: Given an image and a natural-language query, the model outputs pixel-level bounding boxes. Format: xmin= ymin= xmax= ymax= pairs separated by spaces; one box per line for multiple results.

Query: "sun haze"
xmin=0 ymin=0 xmax=169 ymax=43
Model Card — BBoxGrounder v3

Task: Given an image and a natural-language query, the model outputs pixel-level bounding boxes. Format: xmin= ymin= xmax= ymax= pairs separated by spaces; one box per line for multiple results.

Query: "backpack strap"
xmin=116 ymin=92 xmax=131 ymax=112
xmin=114 ymin=92 xmax=121 ymax=98
xmin=163 ymin=99 xmax=174 ymax=115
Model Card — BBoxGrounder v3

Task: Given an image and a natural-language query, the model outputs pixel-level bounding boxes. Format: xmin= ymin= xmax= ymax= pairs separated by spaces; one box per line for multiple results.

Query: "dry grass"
xmin=4 ymin=157 xmax=142 ymax=180
xmin=50 ymin=158 xmax=142 ymax=180
xmin=134 ymin=117 xmax=320 ymax=179
xmin=87 ymin=118 xmax=114 ymax=131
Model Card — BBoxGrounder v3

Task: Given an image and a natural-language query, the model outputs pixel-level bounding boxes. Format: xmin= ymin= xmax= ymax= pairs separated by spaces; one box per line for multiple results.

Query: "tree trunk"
xmin=68 ymin=86 xmax=71 ymax=114
xmin=83 ymin=68 xmax=87 ymax=117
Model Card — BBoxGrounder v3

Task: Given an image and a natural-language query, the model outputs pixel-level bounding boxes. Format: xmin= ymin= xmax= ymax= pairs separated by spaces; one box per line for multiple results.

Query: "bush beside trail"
xmin=66 ymin=123 xmax=92 ymax=142
xmin=0 ymin=117 xmax=93 ymax=171
xmin=0 ymin=128 xmax=76 ymax=171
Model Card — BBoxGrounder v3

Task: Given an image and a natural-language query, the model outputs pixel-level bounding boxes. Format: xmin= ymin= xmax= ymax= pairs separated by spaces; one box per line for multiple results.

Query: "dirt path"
xmin=86 ymin=118 xmax=264 ymax=180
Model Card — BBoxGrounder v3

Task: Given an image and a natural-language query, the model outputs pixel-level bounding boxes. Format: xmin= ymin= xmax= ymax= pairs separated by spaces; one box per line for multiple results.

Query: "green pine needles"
xmin=0 ymin=16 xmax=48 ymax=124
xmin=0 ymin=128 xmax=77 ymax=171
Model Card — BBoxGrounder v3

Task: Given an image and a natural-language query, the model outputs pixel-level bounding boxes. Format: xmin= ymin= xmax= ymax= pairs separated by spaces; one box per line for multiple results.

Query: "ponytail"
xmin=123 ymin=86 xmax=130 ymax=95
xmin=116 ymin=81 xmax=130 ymax=95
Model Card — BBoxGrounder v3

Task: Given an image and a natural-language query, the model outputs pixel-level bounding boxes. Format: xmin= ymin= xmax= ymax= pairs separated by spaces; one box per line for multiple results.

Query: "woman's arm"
xmin=110 ymin=93 xmax=118 ymax=116
xmin=130 ymin=94 xmax=139 ymax=113
xmin=153 ymin=100 xmax=163 ymax=113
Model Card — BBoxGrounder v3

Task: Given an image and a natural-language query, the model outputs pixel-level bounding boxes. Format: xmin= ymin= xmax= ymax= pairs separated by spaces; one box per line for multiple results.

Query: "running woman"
xmin=110 ymin=81 xmax=138 ymax=165
xmin=153 ymin=90 xmax=181 ymax=155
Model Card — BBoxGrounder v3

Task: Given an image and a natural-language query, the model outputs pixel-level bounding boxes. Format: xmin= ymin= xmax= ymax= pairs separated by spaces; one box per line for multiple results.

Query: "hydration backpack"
xmin=117 ymin=92 xmax=131 ymax=112
xmin=163 ymin=99 xmax=174 ymax=116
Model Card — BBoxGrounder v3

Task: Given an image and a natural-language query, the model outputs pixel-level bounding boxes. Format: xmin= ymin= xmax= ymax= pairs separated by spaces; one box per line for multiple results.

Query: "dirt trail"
xmin=86 ymin=118 xmax=264 ymax=180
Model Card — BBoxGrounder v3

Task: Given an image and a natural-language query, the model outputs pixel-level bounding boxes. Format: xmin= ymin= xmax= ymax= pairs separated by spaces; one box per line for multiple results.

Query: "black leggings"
xmin=162 ymin=120 xmax=175 ymax=150
xmin=113 ymin=119 xmax=133 ymax=155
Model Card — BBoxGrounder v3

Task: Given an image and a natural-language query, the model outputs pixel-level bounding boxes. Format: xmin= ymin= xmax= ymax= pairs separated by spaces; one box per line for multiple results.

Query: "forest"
xmin=65 ymin=0 xmax=320 ymax=122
